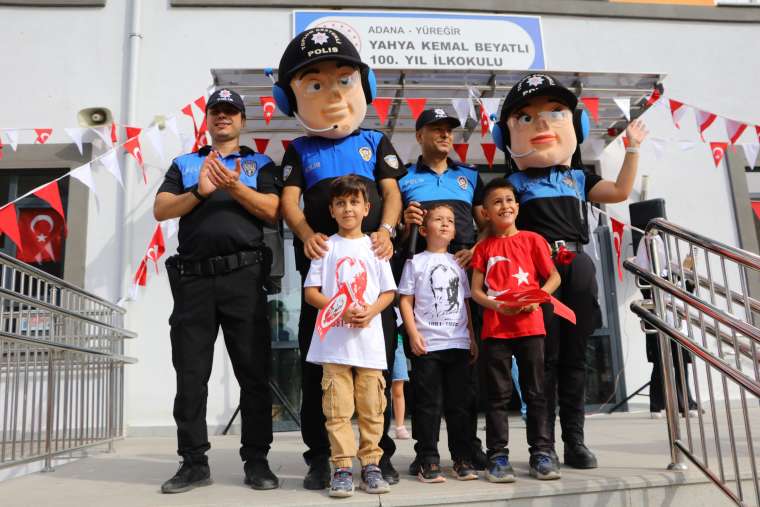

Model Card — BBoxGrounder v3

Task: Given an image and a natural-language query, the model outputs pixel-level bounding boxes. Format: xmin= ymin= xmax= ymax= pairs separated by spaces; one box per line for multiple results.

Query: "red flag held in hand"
xmin=610 ymin=217 xmax=625 ymax=282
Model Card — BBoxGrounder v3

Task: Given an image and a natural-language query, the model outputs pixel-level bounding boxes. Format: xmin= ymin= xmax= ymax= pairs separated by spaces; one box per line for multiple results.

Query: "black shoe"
xmin=471 ymin=447 xmax=489 ymax=471
xmin=303 ymin=457 xmax=331 ymax=490
xmin=564 ymin=443 xmax=598 ymax=469
xmin=379 ymin=455 xmax=400 ymax=485
xmin=161 ymin=460 xmax=212 ymax=494
xmin=244 ymin=459 xmax=279 ymax=490
xmin=408 ymin=455 xmax=421 ymax=476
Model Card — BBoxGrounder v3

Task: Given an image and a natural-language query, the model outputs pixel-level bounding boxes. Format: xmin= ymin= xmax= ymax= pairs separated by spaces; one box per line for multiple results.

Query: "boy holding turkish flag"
xmin=470 ymin=178 xmax=561 ymax=483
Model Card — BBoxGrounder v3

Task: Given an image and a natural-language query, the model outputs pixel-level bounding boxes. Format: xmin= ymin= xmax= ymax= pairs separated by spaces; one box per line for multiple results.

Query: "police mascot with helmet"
xmin=492 ymin=73 xmax=648 ymax=469
xmin=276 ymin=27 xmax=405 ymax=490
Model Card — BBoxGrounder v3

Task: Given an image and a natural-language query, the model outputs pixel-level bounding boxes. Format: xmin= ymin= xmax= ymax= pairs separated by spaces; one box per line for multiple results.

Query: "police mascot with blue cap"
xmin=492 ymin=73 xmax=648 ymax=469
xmin=276 ymin=27 xmax=405 ymax=490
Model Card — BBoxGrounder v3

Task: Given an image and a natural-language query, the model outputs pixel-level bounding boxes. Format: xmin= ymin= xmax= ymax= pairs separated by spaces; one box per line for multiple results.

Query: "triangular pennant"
xmin=99 ymin=149 xmax=124 ymax=187
xmin=742 ymin=143 xmax=760 ymax=169
xmin=610 ymin=217 xmax=625 ymax=282
xmin=144 ymin=124 xmax=166 ymax=164
xmin=146 ymin=224 xmax=166 ymax=273
xmin=406 ymin=98 xmax=427 ymax=120
xmin=695 ymin=109 xmax=717 ymax=140
xmin=260 ymin=96 xmax=276 ymax=125
xmin=453 ymin=143 xmax=469 ymax=164
xmin=645 ymin=88 xmax=662 ymax=107
xmin=479 ymin=98 xmax=500 ymax=135
xmin=752 ymin=202 xmax=760 ymax=221
xmin=64 ymin=127 xmax=86 ymax=155
xmin=110 ymin=123 xmax=118 ymax=144
xmin=372 ymin=97 xmax=392 ymax=125
xmin=124 ymin=127 xmax=146 ymax=183
xmin=70 ymin=163 xmax=99 ymax=209
xmin=193 ymin=95 xmax=207 ymax=113
xmin=253 ymin=138 xmax=270 ymax=154
xmin=580 ymin=97 xmax=599 ymax=123
xmin=479 ymin=105 xmax=490 ymax=137
xmin=33 ymin=181 xmax=66 ymax=223
xmin=0 ymin=205 xmax=22 ymax=253
xmin=481 ymin=143 xmax=496 ymax=168
xmin=281 ymin=139 xmax=291 ymax=151
xmin=725 ymin=119 xmax=748 ymax=145
xmin=92 ymin=126 xmax=112 ymax=146
xmin=165 ymin=116 xmax=180 ymax=141
xmin=34 ymin=128 xmax=53 ymax=144
xmin=133 ymin=257 xmax=148 ymax=287
xmin=181 ymin=103 xmax=199 ymax=138
xmin=650 ymin=137 xmax=666 ymax=160
xmin=613 ymin=98 xmax=630 ymax=121
xmin=710 ymin=142 xmax=728 ymax=168
xmin=451 ymin=98 xmax=472 ymax=127
xmin=669 ymin=100 xmax=688 ymax=129
xmin=179 ymin=132 xmax=196 ymax=154
xmin=4 ymin=130 xmax=19 ymax=151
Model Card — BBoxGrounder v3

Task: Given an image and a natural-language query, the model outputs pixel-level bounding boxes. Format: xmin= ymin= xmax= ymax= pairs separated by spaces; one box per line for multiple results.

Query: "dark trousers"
xmin=411 ymin=349 xmax=472 ymax=464
xmin=297 ymin=276 xmax=397 ymax=465
xmin=167 ymin=262 xmax=272 ymax=463
xmin=650 ymin=341 xmax=697 ymax=413
xmin=545 ymin=251 xmax=602 ymax=447
xmin=485 ymin=336 xmax=551 ymax=457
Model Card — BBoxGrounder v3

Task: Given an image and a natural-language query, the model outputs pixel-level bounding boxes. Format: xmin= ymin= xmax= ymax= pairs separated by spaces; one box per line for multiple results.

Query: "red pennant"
xmin=697 ymin=110 xmax=717 ymax=140
xmin=34 ymin=128 xmax=52 ymax=144
xmin=133 ymin=257 xmax=148 ymax=287
xmin=16 ymin=208 xmax=64 ymax=264
xmin=281 ymin=139 xmax=291 ymax=151
xmin=752 ymin=202 xmax=760 ymax=220
xmin=181 ymin=103 xmax=199 ymax=138
xmin=727 ymin=121 xmax=747 ymax=145
xmin=755 ymin=126 xmax=760 ymax=144
xmin=406 ymin=98 xmax=427 ymax=120
xmin=33 ymin=181 xmax=66 ymax=224
xmin=580 ymin=97 xmax=599 ymax=123
xmin=146 ymin=224 xmax=166 ymax=273
xmin=453 ymin=143 xmax=469 ymax=164
xmin=124 ymin=127 xmax=146 ymax=183
xmin=110 ymin=123 xmax=118 ymax=144
xmin=253 ymin=138 xmax=270 ymax=154
xmin=0 ymin=205 xmax=22 ymax=253
xmin=645 ymin=88 xmax=662 ymax=107
xmin=260 ymin=96 xmax=276 ymax=125
xmin=481 ymin=143 xmax=496 ymax=168
xmin=669 ymin=100 xmax=685 ymax=128
xmin=372 ymin=97 xmax=392 ymax=125
xmin=710 ymin=142 xmax=728 ymax=167
xmin=193 ymin=118 xmax=208 ymax=153
xmin=610 ymin=217 xmax=625 ymax=282
xmin=194 ymin=95 xmax=207 ymax=112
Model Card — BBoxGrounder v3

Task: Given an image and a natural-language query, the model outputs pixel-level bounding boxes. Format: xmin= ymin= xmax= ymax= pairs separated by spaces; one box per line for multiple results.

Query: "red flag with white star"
xmin=16 ymin=208 xmax=64 ymax=264
xmin=124 ymin=126 xmax=146 ymax=183
xmin=145 ymin=224 xmax=165 ymax=273
xmin=610 ymin=217 xmax=625 ymax=282
xmin=34 ymin=129 xmax=52 ymax=144
xmin=260 ymin=96 xmax=276 ymax=125
xmin=710 ymin=142 xmax=728 ymax=167
xmin=133 ymin=257 xmax=148 ymax=287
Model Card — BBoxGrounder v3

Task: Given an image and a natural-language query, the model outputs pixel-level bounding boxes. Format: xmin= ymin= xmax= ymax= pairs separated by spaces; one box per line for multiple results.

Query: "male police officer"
xmin=277 ymin=28 xmax=405 ymax=489
xmin=398 ymin=109 xmax=488 ymax=472
xmin=155 ymin=89 xmax=282 ymax=493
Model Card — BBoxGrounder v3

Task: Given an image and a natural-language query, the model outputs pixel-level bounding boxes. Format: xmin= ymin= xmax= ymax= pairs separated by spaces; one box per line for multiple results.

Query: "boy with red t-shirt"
xmin=471 ymin=178 xmax=561 ymax=482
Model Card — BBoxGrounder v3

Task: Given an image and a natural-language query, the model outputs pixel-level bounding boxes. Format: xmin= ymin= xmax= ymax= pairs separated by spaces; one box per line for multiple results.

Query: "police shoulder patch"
xmin=383 ymin=154 xmax=399 ymax=169
xmin=282 ymin=164 xmax=293 ymax=180
xmin=359 ymin=146 xmax=373 ymax=162
xmin=242 ymin=160 xmax=257 ymax=177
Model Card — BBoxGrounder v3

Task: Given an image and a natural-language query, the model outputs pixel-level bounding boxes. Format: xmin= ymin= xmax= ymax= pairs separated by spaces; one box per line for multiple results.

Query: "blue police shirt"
xmin=157 ymin=145 xmax=281 ymax=260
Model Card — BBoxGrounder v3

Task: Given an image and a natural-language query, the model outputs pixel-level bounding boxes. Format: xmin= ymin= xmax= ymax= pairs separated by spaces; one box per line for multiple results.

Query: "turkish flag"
xmin=145 ymin=224 xmax=165 ymax=272
xmin=610 ymin=217 xmax=625 ymax=282
xmin=133 ymin=257 xmax=148 ymax=287
xmin=696 ymin=109 xmax=717 ymax=140
xmin=124 ymin=126 xmax=146 ymax=183
xmin=372 ymin=97 xmax=392 ymax=125
xmin=494 ymin=288 xmax=576 ymax=324
xmin=710 ymin=142 xmax=728 ymax=167
xmin=316 ymin=282 xmax=353 ymax=341
xmin=480 ymin=106 xmax=490 ymax=137
xmin=194 ymin=95 xmax=207 ymax=112
xmin=16 ymin=208 xmax=64 ymax=264
xmin=260 ymin=96 xmax=276 ymax=125
xmin=34 ymin=129 xmax=52 ymax=144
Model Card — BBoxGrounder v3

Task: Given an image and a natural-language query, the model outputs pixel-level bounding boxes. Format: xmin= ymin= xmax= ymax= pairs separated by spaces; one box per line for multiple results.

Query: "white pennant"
xmin=70 ymin=162 xmax=100 ymax=210
xmin=161 ymin=218 xmax=179 ymax=239
xmin=99 ymin=149 xmax=124 ymax=187
xmin=165 ymin=116 xmax=180 ymax=141
xmin=4 ymin=130 xmax=19 ymax=151
xmin=743 ymin=143 xmax=760 ymax=169
xmin=91 ymin=126 xmax=113 ymax=147
xmin=613 ymin=97 xmax=631 ymax=121
xmin=144 ymin=124 xmax=166 ymax=164
xmin=479 ymin=98 xmax=501 ymax=133
xmin=725 ymin=118 xmax=746 ymax=144
xmin=64 ymin=127 xmax=86 ymax=155
xmin=678 ymin=140 xmax=697 ymax=152
xmin=649 ymin=138 xmax=666 ymax=160
xmin=672 ymin=103 xmax=691 ymax=129
xmin=451 ymin=98 xmax=473 ymax=128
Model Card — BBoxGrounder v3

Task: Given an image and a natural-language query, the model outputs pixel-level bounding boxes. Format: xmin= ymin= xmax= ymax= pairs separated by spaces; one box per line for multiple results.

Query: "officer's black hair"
xmin=329 ymin=174 xmax=369 ymax=204
xmin=482 ymin=177 xmax=517 ymax=203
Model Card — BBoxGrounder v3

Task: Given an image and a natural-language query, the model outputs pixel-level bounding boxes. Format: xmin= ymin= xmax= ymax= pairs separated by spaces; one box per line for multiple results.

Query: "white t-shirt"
xmin=398 ymin=251 xmax=471 ymax=352
xmin=305 ymin=234 xmax=396 ymax=369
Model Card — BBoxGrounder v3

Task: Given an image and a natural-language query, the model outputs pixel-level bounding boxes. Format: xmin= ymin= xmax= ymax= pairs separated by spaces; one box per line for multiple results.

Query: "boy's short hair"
xmin=329 ymin=174 xmax=369 ymax=203
xmin=422 ymin=203 xmax=455 ymax=227
xmin=482 ymin=177 xmax=517 ymax=203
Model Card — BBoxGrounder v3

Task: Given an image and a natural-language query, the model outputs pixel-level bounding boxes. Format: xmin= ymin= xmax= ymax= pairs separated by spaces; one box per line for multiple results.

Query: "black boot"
xmin=471 ymin=446 xmax=489 ymax=471
xmin=303 ymin=456 xmax=331 ymax=490
xmin=244 ymin=459 xmax=279 ymax=490
xmin=161 ymin=458 xmax=212 ymax=494
xmin=379 ymin=454 xmax=400 ymax=485
xmin=564 ymin=442 xmax=598 ymax=469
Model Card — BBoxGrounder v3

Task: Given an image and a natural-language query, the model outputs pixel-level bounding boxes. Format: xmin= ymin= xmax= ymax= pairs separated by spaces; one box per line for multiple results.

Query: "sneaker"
xmin=161 ymin=460 xmax=212 ymax=494
xmin=418 ymin=462 xmax=446 ymax=483
xmin=243 ymin=459 xmax=279 ymax=490
xmin=379 ymin=455 xmax=400 ymax=485
xmin=361 ymin=464 xmax=391 ymax=494
xmin=650 ymin=411 xmax=664 ymax=419
xmin=328 ymin=467 xmax=354 ymax=498
xmin=485 ymin=456 xmax=515 ymax=483
xmin=547 ymin=448 xmax=560 ymax=469
xmin=563 ymin=443 xmax=598 ymax=469
xmin=394 ymin=425 xmax=411 ymax=439
xmin=529 ymin=453 xmax=561 ymax=480
xmin=303 ymin=457 xmax=331 ymax=490
xmin=451 ymin=460 xmax=478 ymax=481
xmin=408 ymin=456 xmax=421 ymax=476
xmin=472 ymin=447 xmax=489 ymax=471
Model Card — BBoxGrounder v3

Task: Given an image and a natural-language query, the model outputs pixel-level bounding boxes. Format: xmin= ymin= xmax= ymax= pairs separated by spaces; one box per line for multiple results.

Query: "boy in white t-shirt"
xmin=398 ymin=204 xmax=479 ymax=483
xmin=304 ymin=175 xmax=397 ymax=498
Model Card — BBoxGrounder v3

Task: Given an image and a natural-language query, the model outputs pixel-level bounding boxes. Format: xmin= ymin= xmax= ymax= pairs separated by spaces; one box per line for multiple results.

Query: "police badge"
xmin=359 ymin=147 xmax=373 ymax=162
xmin=242 ymin=160 xmax=257 ymax=177
xmin=457 ymin=175 xmax=468 ymax=190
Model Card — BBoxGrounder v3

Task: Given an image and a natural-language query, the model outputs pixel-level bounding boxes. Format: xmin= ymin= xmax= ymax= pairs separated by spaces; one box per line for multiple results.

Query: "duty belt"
xmin=168 ymin=249 xmax=264 ymax=276
xmin=551 ymin=240 xmax=583 ymax=255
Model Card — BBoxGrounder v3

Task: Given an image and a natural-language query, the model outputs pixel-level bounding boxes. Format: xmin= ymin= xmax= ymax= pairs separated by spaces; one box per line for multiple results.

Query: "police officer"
xmin=277 ymin=28 xmax=406 ymax=489
xmin=398 ymin=108 xmax=488 ymax=472
xmin=155 ymin=89 xmax=282 ymax=493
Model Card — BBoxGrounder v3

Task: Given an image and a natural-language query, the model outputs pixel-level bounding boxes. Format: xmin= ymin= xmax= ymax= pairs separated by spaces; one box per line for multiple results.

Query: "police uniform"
xmin=508 ymin=165 xmax=603 ymax=451
xmin=159 ymin=145 xmax=282 ymax=465
xmin=282 ymin=128 xmax=406 ymax=466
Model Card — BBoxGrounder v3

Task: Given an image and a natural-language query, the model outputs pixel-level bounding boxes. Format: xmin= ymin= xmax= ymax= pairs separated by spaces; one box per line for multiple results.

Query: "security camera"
xmin=77 ymin=107 xmax=113 ymax=127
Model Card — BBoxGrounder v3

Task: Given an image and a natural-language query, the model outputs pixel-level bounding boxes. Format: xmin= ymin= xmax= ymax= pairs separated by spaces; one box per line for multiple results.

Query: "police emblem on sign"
xmin=359 ymin=147 xmax=373 ymax=162
xmin=457 ymin=176 xmax=468 ymax=190
xmin=242 ymin=160 xmax=257 ymax=176
xmin=282 ymin=164 xmax=293 ymax=180
xmin=384 ymin=155 xmax=399 ymax=169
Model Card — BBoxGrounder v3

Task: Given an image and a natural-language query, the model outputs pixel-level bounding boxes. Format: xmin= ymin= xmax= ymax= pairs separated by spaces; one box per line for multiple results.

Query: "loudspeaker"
xmin=77 ymin=107 xmax=113 ymax=128
xmin=629 ymin=198 xmax=667 ymax=255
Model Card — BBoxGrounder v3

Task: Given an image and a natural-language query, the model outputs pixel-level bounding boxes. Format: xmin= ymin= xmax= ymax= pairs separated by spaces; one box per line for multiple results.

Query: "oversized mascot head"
xmin=273 ymin=27 xmax=376 ymax=140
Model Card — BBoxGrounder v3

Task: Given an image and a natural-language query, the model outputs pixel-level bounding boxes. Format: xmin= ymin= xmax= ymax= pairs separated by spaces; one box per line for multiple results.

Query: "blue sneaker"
xmin=360 ymin=464 xmax=390 ymax=494
xmin=485 ymin=455 xmax=515 ymax=483
xmin=329 ymin=467 xmax=354 ymax=498
xmin=529 ymin=453 xmax=561 ymax=480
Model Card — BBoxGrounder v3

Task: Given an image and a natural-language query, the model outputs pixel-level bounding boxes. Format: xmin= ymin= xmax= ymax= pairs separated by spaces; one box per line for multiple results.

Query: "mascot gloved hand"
xmin=276 ymin=27 xmax=404 ymax=271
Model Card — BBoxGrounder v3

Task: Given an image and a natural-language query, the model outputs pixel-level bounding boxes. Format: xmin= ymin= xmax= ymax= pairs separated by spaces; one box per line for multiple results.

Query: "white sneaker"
xmin=394 ymin=425 xmax=411 ymax=439
xmin=650 ymin=411 xmax=664 ymax=419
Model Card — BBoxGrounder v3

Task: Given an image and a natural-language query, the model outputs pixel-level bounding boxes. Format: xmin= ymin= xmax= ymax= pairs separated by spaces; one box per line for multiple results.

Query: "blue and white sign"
xmin=294 ymin=10 xmax=545 ymax=71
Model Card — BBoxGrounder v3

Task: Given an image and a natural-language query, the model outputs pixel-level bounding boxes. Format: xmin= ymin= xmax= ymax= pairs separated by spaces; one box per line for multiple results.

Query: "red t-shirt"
xmin=471 ymin=231 xmax=555 ymax=340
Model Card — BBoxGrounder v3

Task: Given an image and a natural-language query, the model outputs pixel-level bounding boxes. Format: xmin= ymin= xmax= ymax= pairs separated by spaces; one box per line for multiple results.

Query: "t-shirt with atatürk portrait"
xmin=398 ymin=251 xmax=471 ymax=352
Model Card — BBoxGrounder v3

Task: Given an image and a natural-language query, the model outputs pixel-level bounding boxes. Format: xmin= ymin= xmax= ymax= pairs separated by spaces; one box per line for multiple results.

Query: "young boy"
xmin=304 ymin=175 xmax=397 ymax=498
xmin=398 ymin=204 xmax=479 ymax=483
xmin=470 ymin=178 xmax=561 ymax=482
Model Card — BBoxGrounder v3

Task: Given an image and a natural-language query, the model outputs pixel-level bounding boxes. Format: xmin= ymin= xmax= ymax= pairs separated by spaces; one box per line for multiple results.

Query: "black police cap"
xmin=415 ymin=108 xmax=461 ymax=131
xmin=206 ymin=89 xmax=246 ymax=117
xmin=277 ymin=28 xmax=367 ymax=84
xmin=499 ymin=73 xmax=578 ymax=123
